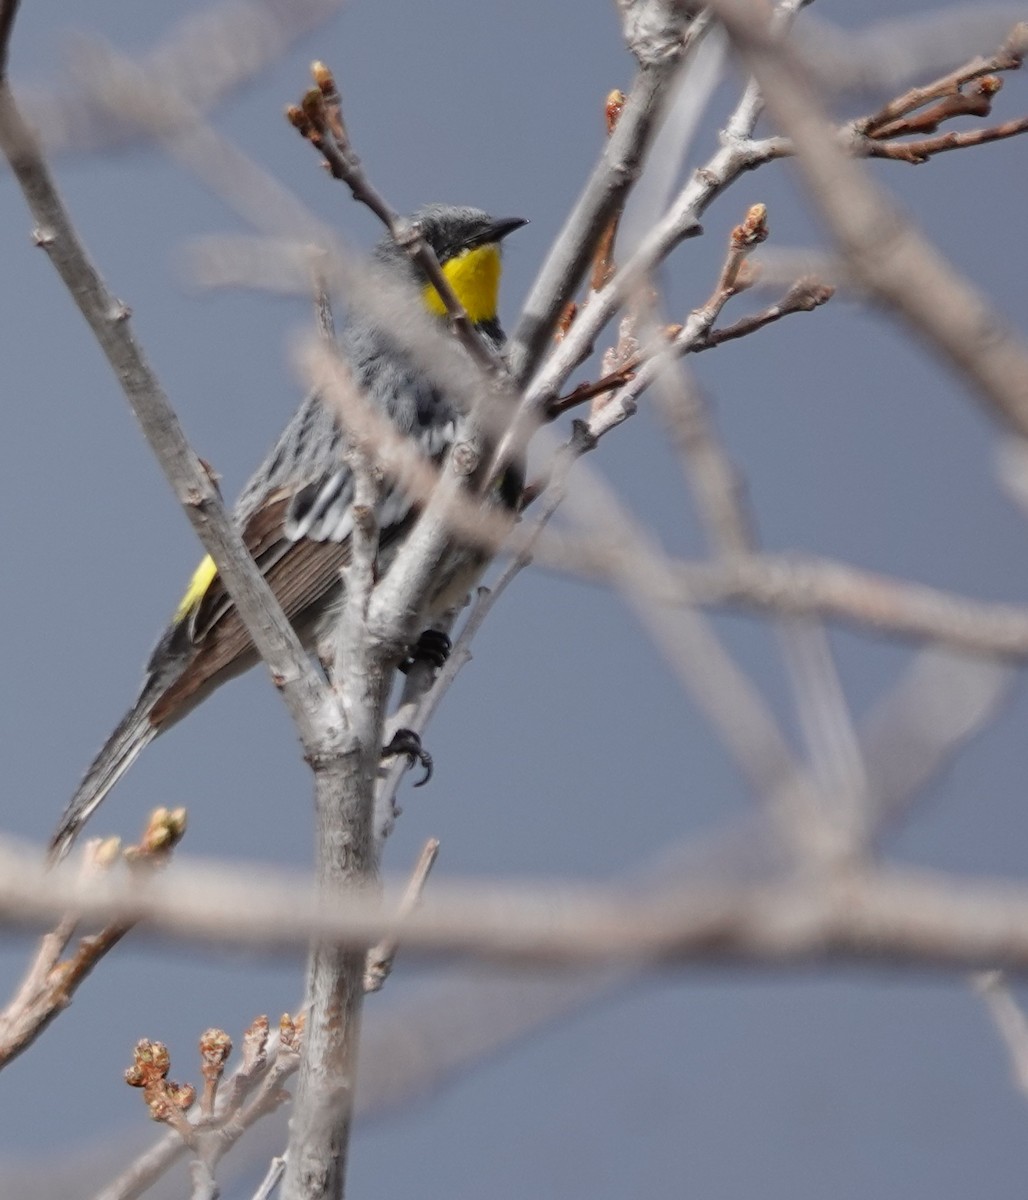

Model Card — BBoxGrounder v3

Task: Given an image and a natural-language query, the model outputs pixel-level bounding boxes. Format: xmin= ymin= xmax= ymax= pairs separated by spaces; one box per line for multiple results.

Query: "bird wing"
xmin=149 ymin=477 xmax=419 ymax=726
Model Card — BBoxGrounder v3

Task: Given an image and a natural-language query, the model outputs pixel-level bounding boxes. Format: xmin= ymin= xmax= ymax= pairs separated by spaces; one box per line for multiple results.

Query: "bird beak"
xmin=479 ymin=216 xmax=529 ymax=245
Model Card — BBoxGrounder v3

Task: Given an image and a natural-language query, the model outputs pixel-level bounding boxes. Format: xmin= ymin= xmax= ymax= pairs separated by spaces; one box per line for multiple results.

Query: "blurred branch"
xmin=663 ymin=553 xmax=1028 ymax=660
xmin=0 ymin=0 xmax=19 ymax=79
xmin=10 ymin=846 xmax=1028 ymax=972
xmin=861 ymin=650 xmax=1011 ymax=846
xmin=302 ymin=315 xmax=1028 ymax=683
xmin=974 ymin=972 xmax=1028 ymax=1100
xmin=556 ymin=206 xmax=863 ymax=864
xmin=1 ymin=0 xmax=347 ymax=162
xmin=635 ymin=226 xmax=868 ymax=865
xmin=46 ymin=796 xmax=1012 ymax=1196
xmin=801 ymin=5 xmax=1027 ymax=97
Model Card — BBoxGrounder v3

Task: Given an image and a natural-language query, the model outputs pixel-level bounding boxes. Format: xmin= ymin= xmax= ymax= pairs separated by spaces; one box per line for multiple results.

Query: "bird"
xmin=50 ymin=204 xmax=527 ymax=861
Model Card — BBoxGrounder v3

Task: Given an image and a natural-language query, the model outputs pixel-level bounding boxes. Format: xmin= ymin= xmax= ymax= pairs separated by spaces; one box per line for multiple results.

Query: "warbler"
xmin=51 ymin=204 xmax=527 ymax=861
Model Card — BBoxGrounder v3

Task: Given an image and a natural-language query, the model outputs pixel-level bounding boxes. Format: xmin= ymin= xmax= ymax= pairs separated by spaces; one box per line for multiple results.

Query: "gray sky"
xmin=3 ymin=1 xmax=1028 ymax=1197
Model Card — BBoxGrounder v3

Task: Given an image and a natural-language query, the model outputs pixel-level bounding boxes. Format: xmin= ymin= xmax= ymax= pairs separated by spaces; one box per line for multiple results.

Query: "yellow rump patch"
xmin=174 ymin=554 xmax=218 ymax=622
xmin=422 ymin=243 xmax=501 ymax=324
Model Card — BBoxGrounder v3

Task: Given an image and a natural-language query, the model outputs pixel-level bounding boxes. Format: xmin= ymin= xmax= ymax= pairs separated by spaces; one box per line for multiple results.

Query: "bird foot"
xmin=399 ymin=630 xmax=452 ymax=673
xmin=382 ymin=728 xmax=433 ymax=786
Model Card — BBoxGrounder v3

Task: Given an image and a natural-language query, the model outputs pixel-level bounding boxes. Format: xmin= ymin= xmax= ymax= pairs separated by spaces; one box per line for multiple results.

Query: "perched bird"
xmin=51 ymin=204 xmax=526 ymax=861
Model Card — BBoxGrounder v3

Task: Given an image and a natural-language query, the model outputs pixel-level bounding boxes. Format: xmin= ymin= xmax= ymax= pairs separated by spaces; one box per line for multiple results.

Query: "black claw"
xmin=399 ymin=630 xmax=452 ymax=673
xmin=382 ymin=728 xmax=433 ymax=786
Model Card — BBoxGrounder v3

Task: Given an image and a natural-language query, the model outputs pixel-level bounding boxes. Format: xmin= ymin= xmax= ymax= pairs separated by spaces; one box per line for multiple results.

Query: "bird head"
xmin=377 ymin=204 xmax=527 ymax=326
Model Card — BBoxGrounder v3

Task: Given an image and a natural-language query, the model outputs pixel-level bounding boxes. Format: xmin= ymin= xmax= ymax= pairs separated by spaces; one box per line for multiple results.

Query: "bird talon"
xmin=382 ymin=728 xmax=433 ymax=786
xmin=399 ymin=630 xmax=452 ymax=673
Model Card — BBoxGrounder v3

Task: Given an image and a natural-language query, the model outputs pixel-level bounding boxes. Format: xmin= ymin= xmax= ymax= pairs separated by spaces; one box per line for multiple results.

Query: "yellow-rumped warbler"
xmin=51 ymin=204 xmax=526 ymax=860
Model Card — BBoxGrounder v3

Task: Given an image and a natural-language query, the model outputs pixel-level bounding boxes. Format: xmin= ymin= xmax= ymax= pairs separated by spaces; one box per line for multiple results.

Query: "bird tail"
xmin=49 ymin=680 xmax=163 ymax=863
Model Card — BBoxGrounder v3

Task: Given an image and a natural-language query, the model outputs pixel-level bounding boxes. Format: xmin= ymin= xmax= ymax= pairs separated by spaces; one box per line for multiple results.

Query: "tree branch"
xmin=8 ymin=849 xmax=1028 ymax=973
xmin=506 ymin=5 xmax=712 ymax=386
xmin=708 ymin=0 xmax=1028 ymax=438
xmin=0 ymin=73 xmax=334 ymax=794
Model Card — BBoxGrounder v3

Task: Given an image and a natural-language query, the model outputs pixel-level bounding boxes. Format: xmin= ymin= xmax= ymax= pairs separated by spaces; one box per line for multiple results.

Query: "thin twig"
xmin=96 ymin=1017 xmax=295 ymax=1200
xmin=364 ymin=838 xmax=441 ymax=992
xmin=722 ymin=0 xmax=814 ymax=142
xmin=867 ymin=77 xmax=1000 ymax=141
xmin=514 ymin=13 xmax=1028 ymax=461
xmin=855 ymin=22 xmax=1028 ymax=136
xmin=693 ymin=279 xmax=836 ymax=348
xmin=863 ymin=115 xmax=1028 ymax=162
xmin=642 ymin=211 xmax=866 ymax=863
xmin=508 ymin=0 xmax=815 ymax=436
xmin=546 ymin=276 xmax=833 ymax=418
xmin=0 ymin=812 xmax=186 ymax=1066
xmin=199 ymin=1029 xmax=233 ymax=1120
xmin=252 ymin=1154 xmax=288 ymax=1200
xmin=973 ymin=972 xmax=1028 ymax=1100
xmin=288 ymin=62 xmax=505 ymax=378
xmin=218 ymin=1025 xmax=301 ymax=1146
xmin=506 ymin=6 xmax=711 ymax=385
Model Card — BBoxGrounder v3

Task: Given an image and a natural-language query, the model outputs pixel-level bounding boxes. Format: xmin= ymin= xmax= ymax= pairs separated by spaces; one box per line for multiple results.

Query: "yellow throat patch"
xmin=422 ymin=242 xmax=501 ymax=324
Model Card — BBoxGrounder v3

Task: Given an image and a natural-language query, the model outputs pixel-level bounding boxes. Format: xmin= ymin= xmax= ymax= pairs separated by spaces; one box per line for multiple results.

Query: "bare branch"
xmin=507 ymin=5 xmax=713 ymax=384
xmin=252 ymin=1154 xmax=288 ymax=1200
xmin=94 ymin=1017 xmax=298 ymax=1200
xmin=708 ymin=0 xmax=1028 ymax=438
xmin=364 ymin=839 xmax=441 ymax=993
xmin=287 ymin=62 xmax=506 ymax=377
xmin=7 ymin=845 xmax=1028 ymax=973
xmin=3 ymin=0 xmax=348 ymax=162
xmin=855 ymin=22 xmax=1027 ymax=136
xmin=0 ymin=810 xmax=186 ymax=1066
xmin=864 ymin=114 xmax=1028 ymax=162
xmin=0 ymin=75 xmax=334 ymax=850
xmin=974 ymin=972 xmax=1028 ymax=1100
xmin=801 ymin=6 xmax=1027 ymax=98
xmin=667 ymin=553 xmax=1028 ymax=660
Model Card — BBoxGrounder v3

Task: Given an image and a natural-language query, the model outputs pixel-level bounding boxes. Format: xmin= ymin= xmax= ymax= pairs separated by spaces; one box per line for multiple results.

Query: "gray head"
xmin=375 ymin=204 xmax=528 ymax=269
